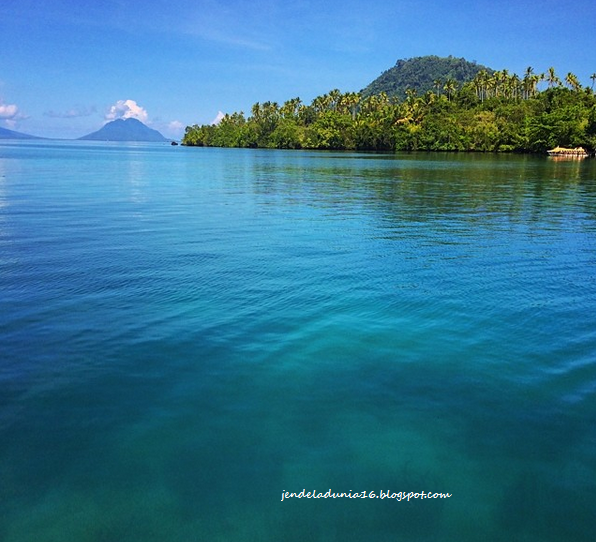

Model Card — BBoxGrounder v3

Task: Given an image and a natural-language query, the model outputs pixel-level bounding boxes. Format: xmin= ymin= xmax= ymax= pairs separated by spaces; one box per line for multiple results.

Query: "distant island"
xmin=1 ymin=118 xmax=169 ymax=142
xmin=79 ymin=118 xmax=168 ymax=142
xmin=0 ymin=126 xmax=44 ymax=140
xmin=182 ymin=55 xmax=596 ymax=154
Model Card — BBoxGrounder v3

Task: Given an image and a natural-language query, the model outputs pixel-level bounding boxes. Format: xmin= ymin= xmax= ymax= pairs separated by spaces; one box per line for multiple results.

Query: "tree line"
xmin=182 ymin=67 xmax=596 ymax=153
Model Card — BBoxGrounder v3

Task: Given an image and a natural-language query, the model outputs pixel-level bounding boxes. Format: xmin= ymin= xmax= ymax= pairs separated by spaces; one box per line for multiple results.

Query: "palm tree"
xmin=338 ymin=92 xmax=360 ymax=120
xmin=348 ymin=92 xmax=361 ymax=121
xmin=523 ymin=67 xmax=534 ymax=99
xmin=262 ymin=101 xmax=279 ymax=117
xmin=533 ymin=73 xmax=543 ymax=96
xmin=422 ymin=90 xmax=436 ymax=106
xmin=488 ymin=71 xmax=501 ymax=98
xmin=443 ymin=78 xmax=457 ymax=101
xmin=400 ymin=89 xmax=421 ymax=123
xmin=565 ymin=72 xmax=581 ymax=92
xmin=590 ymin=73 xmax=596 ymax=91
xmin=546 ymin=67 xmax=561 ymax=88
xmin=433 ymin=79 xmax=442 ymax=97
xmin=280 ymin=97 xmax=302 ymax=119
xmin=511 ymin=74 xmax=521 ymax=100
xmin=251 ymin=102 xmax=262 ymax=121
xmin=328 ymin=89 xmax=342 ymax=111
xmin=475 ymin=70 xmax=490 ymax=101
xmin=311 ymin=94 xmax=329 ymax=114
xmin=359 ymin=95 xmax=377 ymax=117
xmin=405 ymin=88 xmax=418 ymax=102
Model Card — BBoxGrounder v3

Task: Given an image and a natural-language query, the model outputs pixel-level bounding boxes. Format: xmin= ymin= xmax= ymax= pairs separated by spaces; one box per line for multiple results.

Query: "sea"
xmin=1 ymin=140 xmax=595 ymax=542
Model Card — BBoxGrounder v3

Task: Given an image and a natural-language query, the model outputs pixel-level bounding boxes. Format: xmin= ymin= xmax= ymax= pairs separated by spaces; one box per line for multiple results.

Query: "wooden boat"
xmin=547 ymin=146 xmax=589 ymax=158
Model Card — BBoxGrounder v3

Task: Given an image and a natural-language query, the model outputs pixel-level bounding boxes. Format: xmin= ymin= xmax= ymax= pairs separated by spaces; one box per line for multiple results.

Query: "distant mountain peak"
xmin=79 ymin=118 xmax=168 ymax=141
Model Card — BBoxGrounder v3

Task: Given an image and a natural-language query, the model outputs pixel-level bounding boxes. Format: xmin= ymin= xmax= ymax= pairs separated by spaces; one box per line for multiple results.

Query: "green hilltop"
xmin=361 ymin=55 xmax=493 ymax=98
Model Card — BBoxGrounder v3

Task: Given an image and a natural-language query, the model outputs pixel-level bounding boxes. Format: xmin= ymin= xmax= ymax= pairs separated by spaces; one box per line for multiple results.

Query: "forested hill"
xmin=361 ymin=55 xmax=493 ymax=98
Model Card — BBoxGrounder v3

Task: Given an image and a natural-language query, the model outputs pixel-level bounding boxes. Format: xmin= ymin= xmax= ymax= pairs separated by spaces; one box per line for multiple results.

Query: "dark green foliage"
xmin=586 ymin=105 xmax=596 ymax=147
xmin=183 ymin=65 xmax=596 ymax=154
xmin=361 ymin=55 xmax=493 ymax=99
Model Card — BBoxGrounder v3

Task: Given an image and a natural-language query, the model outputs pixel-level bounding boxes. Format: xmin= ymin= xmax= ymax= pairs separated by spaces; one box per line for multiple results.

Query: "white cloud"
xmin=0 ymin=99 xmax=28 ymax=128
xmin=0 ymin=102 xmax=19 ymax=119
xmin=211 ymin=111 xmax=225 ymax=125
xmin=105 ymin=99 xmax=149 ymax=123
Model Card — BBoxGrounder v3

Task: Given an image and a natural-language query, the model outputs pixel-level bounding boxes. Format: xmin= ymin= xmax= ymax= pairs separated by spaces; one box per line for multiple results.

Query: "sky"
xmin=2 ymin=0 xmax=595 ymax=139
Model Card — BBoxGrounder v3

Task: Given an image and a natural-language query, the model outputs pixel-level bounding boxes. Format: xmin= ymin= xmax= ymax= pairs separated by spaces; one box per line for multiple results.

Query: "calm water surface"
xmin=1 ymin=141 xmax=595 ymax=541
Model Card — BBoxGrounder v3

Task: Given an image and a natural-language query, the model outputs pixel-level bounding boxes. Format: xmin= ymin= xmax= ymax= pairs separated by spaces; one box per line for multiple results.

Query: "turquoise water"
xmin=1 ymin=141 xmax=595 ymax=541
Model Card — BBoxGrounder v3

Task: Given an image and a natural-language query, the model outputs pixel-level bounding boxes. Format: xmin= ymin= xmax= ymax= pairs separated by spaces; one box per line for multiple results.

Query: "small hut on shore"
xmin=547 ymin=146 xmax=589 ymax=157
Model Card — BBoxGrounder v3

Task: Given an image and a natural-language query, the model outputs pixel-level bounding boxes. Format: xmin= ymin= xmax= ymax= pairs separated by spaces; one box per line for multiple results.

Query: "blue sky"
xmin=2 ymin=0 xmax=595 ymax=139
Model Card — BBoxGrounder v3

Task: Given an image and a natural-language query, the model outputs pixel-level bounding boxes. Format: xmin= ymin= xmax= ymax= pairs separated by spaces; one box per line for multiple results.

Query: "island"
xmin=182 ymin=56 xmax=596 ymax=154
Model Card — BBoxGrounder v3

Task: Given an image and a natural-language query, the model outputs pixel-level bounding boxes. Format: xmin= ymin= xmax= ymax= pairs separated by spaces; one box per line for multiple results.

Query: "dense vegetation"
xmin=183 ymin=64 xmax=596 ymax=153
xmin=361 ymin=55 xmax=492 ymax=99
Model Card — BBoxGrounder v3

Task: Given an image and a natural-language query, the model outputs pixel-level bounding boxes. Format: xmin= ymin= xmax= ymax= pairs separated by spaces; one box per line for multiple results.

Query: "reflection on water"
xmin=250 ymin=151 xmax=596 ymax=224
xmin=0 ymin=142 xmax=595 ymax=541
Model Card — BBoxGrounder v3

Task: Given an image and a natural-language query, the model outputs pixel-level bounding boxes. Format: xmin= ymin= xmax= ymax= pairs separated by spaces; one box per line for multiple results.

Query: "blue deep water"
xmin=1 ymin=141 xmax=595 ymax=541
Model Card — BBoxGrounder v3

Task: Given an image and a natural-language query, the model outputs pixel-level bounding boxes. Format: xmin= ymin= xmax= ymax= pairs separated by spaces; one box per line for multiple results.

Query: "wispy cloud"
xmin=44 ymin=105 xmax=97 ymax=118
xmin=175 ymin=0 xmax=274 ymax=51
xmin=105 ymin=99 xmax=149 ymax=123
xmin=190 ymin=27 xmax=272 ymax=51
xmin=167 ymin=120 xmax=184 ymax=132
